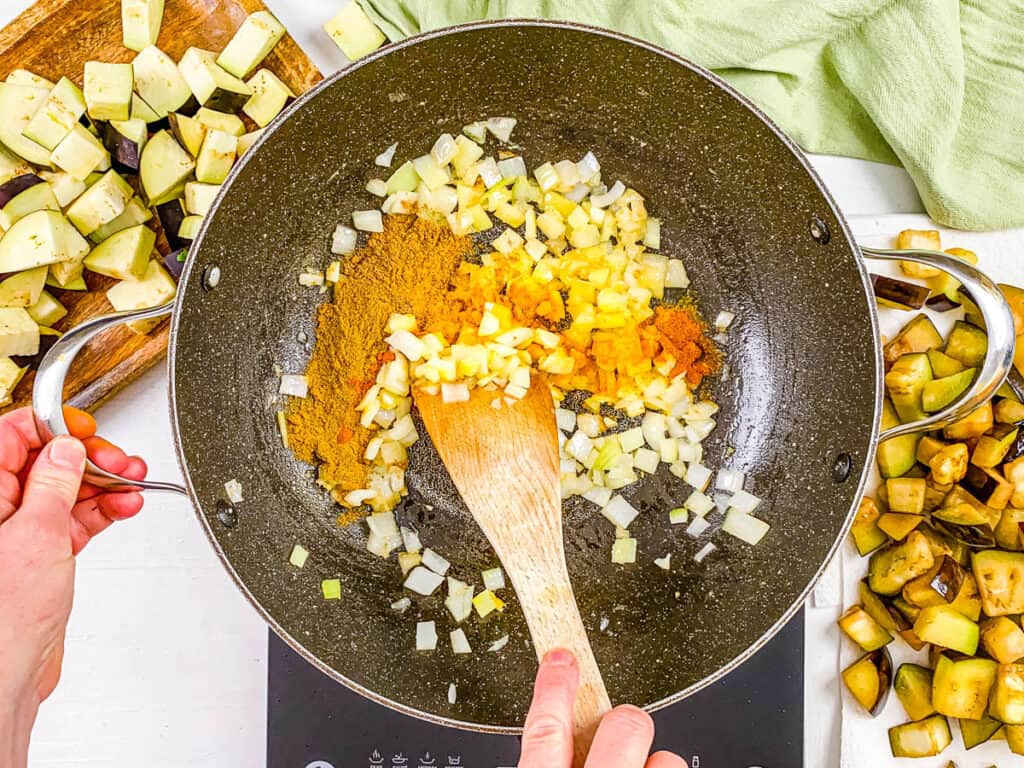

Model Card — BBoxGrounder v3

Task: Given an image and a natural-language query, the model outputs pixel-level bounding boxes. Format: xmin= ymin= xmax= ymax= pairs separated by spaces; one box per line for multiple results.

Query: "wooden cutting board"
xmin=0 ymin=0 xmax=323 ymax=412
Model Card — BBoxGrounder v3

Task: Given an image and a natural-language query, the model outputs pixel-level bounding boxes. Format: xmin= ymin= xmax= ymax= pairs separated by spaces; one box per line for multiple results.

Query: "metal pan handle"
xmin=32 ymin=301 xmax=187 ymax=495
xmin=863 ymin=246 xmax=1016 ymax=441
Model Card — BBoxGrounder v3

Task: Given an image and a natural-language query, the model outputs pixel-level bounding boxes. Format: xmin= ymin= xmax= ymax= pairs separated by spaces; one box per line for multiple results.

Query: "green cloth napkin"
xmin=360 ymin=0 xmax=1024 ymax=231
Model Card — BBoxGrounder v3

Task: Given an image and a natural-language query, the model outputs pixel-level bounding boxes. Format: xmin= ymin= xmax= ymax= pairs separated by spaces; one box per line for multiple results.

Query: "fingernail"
xmin=49 ymin=436 xmax=85 ymax=469
xmin=544 ymin=649 xmax=575 ymax=667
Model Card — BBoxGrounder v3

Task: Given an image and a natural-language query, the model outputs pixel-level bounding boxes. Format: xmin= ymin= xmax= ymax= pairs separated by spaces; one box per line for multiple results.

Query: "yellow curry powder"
xmin=286 ymin=215 xmax=472 ymax=498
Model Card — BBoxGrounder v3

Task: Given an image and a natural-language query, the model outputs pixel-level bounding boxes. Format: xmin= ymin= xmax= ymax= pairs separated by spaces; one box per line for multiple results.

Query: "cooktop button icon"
xmin=392 ymin=754 xmax=409 ymax=765
xmin=447 ymin=758 xmax=462 ymax=766
xmin=305 ymin=762 xmax=335 ymax=768
xmin=418 ymin=752 xmax=437 ymax=767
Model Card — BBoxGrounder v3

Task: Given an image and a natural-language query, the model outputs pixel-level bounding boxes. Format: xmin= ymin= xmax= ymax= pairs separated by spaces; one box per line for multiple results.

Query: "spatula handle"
xmin=510 ymin=551 xmax=613 ymax=766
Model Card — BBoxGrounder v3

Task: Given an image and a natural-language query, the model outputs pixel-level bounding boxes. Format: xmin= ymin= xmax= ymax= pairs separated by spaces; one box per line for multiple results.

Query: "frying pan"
xmin=33 ymin=21 xmax=1016 ymax=731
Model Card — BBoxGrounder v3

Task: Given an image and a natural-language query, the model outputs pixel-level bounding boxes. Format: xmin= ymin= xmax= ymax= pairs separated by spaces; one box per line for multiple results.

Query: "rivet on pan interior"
xmin=809 ymin=215 xmax=831 ymax=244
xmin=202 ymin=265 xmax=222 ymax=291
xmin=832 ymin=453 xmax=852 ymax=482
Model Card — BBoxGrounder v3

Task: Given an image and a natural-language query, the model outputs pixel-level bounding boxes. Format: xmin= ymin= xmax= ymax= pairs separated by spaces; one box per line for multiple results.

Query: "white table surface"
xmin=0 ymin=1 xmax=931 ymax=766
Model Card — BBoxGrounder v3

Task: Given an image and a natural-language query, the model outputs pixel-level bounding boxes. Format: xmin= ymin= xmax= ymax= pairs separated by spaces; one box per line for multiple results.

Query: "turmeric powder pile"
xmin=286 ymin=215 xmax=471 ymax=498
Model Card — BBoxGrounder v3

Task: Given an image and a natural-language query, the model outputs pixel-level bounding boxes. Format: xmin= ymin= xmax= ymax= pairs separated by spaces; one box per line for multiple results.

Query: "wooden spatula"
xmin=414 ymin=382 xmax=613 ymax=764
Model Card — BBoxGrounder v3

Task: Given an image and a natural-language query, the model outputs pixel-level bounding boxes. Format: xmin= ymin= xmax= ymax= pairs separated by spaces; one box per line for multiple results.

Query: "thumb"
xmin=19 ymin=436 xmax=86 ymax=546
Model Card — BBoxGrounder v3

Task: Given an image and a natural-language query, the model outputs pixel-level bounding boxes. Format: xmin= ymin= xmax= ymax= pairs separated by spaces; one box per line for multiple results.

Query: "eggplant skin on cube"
xmin=178 ymin=48 xmax=252 ymax=114
xmin=0 ymin=173 xmax=43 ymax=207
xmin=888 ymin=715 xmax=951 ymax=758
xmin=931 ymin=653 xmax=996 ymax=720
xmin=841 ymin=648 xmax=892 ymax=716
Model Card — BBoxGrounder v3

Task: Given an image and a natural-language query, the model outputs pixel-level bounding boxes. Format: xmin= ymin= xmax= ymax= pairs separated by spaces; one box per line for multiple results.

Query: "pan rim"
xmin=168 ymin=17 xmax=883 ymax=735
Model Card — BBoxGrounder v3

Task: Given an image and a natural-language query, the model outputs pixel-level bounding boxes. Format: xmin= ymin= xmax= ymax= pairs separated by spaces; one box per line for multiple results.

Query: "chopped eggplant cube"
xmin=868 ymin=531 xmax=935 ymax=596
xmin=83 ymin=62 xmax=133 ymax=122
xmin=903 ymin=555 xmax=966 ymax=608
xmin=972 ymin=550 xmax=1024 ymax=616
xmin=0 ymin=178 xmax=59 ymax=231
xmin=0 ymin=83 xmax=57 ymax=166
xmin=851 ymin=496 xmax=888 ymax=556
xmin=842 ymin=648 xmax=892 ymax=716
xmin=0 ymin=210 xmax=89 ymax=273
xmin=0 ymin=267 xmax=47 ymax=309
xmin=931 ymin=653 xmax=996 ymax=720
xmin=178 ymin=48 xmax=251 ymax=113
xmin=132 ymin=45 xmax=193 ymax=118
xmin=217 ymin=11 xmax=286 ymax=79
xmin=972 ymin=425 xmax=1019 ymax=468
xmin=237 ymin=129 xmax=263 ymax=155
xmin=873 ymin=274 xmax=929 ymax=310
xmin=139 ymin=130 xmax=194 ymax=206
xmin=923 ymin=368 xmax=975 ymax=413
xmin=195 ymin=129 xmax=237 ymax=184
xmin=929 ymin=443 xmax=968 ymax=485
xmin=981 ymin=617 xmax=1024 ymax=664
xmin=5 ymin=70 xmax=54 ymax=89
xmin=194 ymin=108 xmax=245 ymax=138
xmin=995 ymin=507 xmax=1024 ymax=551
xmin=858 ymin=580 xmax=900 ymax=632
xmin=888 ymin=715 xmax=951 ymax=758
xmin=886 ymin=477 xmax=926 ymax=514
xmin=177 ymin=215 xmax=203 ymax=242
xmin=959 ymin=714 xmax=1002 ymax=750
xmin=894 ymin=663 xmax=936 ymax=721
xmin=84 ymin=224 xmax=155 ymax=280
xmin=1009 ymin=724 xmax=1024 ymax=755
xmin=0 ymin=308 xmax=39 ymax=357
xmin=122 ymin=0 xmax=165 ymax=52
xmin=990 ymin=664 xmax=1024 ymax=724
xmin=885 ymin=352 xmax=933 ymax=423
xmin=926 ymin=293 xmax=962 ymax=312
xmin=106 ymin=259 xmax=176 ymax=333
xmin=323 ymin=1 xmax=387 ymax=61
xmin=156 ymin=198 xmax=188 ymax=250
xmin=877 ymin=512 xmax=923 ymax=541
xmin=914 ymin=605 xmax=979 ymax=655
xmin=184 ymin=182 xmax=220 ymax=217
xmin=995 ymin=397 xmax=1024 ymax=424
xmin=50 ymin=123 xmax=109 ymax=181
xmin=22 ymin=77 xmax=87 ymax=151
xmin=877 ymin=399 xmax=920 ymax=478
xmin=884 ymin=314 xmax=943 ymax=368
xmin=943 ymin=401 xmax=993 ymax=440
xmin=945 ymin=321 xmax=988 ymax=368
xmin=102 ymin=119 xmax=147 ymax=174
xmin=90 ymin=196 xmax=152 ymax=243
xmin=168 ymin=113 xmax=206 ymax=157
xmin=838 ymin=605 xmax=893 ymax=651
xmin=243 ymin=68 xmax=295 ymax=127
xmin=928 ymin=349 xmax=966 ymax=378
xmin=66 ymin=170 xmax=134 ymax=237
xmin=916 ymin=435 xmax=948 ymax=465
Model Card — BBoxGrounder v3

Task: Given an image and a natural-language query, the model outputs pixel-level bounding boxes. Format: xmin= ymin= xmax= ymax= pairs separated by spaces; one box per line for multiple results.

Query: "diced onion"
xmin=332 ymin=224 xmax=358 ymax=255
xmin=463 ymin=122 xmax=487 ymax=143
xmin=375 ymin=142 xmax=398 ymax=167
xmin=279 ymin=374 xmax=308 ymax=398
xmin=602 ymin=495 xmax=639 ymax=529
xmin=611 ymin=537 xmax=637 ymax=564
xmin=488 ymin=635 xmax=510 ymax=652
xmin=715 ymin=468 xmax=745 ymax=494
xmin=641 ymin=411 xmax=667 ymax=450
xmin=577 ymin=151 xmax=600 ymax=182
xmin=400 ymin=526 xmax=422 ymax=554
xmin=497 ymin=156 xmax=527 ymax=179
xmin=694 ymin=542 xmax=717 ymax=563
xmin=555 ymin=408 xmax=577 ymax=433
xmin=685 ymin=515 xmax=710 ymax=538
xmin=684 ymin=464 xmax=712 ymax=491
xmin=390 ymin=597 xmax=411 ymax=612
xmin=684 ymin=490 xmax=715 ymax=517
xmin=367 ymin=510 xmax=399 ymax=538
xmin=386 ymin=330 xmax=427 ymax=362
xmin=654 ymin=553 xmax=672 ymax=570
xmin=431 ymin=133 xmax=458 ymax=165
xmin=365 ymin=178 xmax=388 ymax=197
xmin=482 ymin=567 xmax=505 ymax=591
xmin=582 ymin=486 xmax=613 ymax=507
xmin=714 ymin=310 xmax=736 ymax=331
xmin=416 ymin=620 xmax=437 ymax=651
xmin=666 ymin=260 xmax=689 ymax=288
xmin=722 ymin=509 xmax=771 ymax=545
xmin=729 ymin=489 xmax=762 ymax=514
xmin=441 ymin=382 xmax=470 ymax=403
xmin=633 ymin=447 xmax=659 ymax=474
xmin=669 ymin=507 xmax=688 ymax=525
xmin=404 ymin=566 xmax=444 ymax=595
xmin=472 ymin=589 xmax=505 ymax=617
xmin=353 ymin=209 xmax=384 ymax=232
xmin=618 ymin=426 xmax=645 ymax=453
xmin=590 ymin=180 xmax=624 ymax=207
xmin=224 ymin=479 xmax=243 ymax=504
xmin=448 ymin=683 xmax=457 ymax=704
xmin=421 ymin=548 xmax=451 ymax=575
xmin=450 ymin=628 xmax=472 ymax=654
xmin=289 ymin=544 xmax=309 ymax=568
xmin=398 ymin=551 xmax=421 ymax=575
xmin=644 ymin=218 xmax=661 ymax=249
xmin=485 ymin=116 xmax=517 ymax=142
xmin=565 ymin=183 xmax=589 ymax=202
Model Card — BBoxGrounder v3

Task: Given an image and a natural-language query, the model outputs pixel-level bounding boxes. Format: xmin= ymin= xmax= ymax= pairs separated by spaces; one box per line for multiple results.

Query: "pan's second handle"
xmin=510 ymin=546 xmax=613 ymax=767
xmin=863 ymin=246 xmax=1016 ymax=440
xmin=32 ymin=301 xmax=187 ymax=494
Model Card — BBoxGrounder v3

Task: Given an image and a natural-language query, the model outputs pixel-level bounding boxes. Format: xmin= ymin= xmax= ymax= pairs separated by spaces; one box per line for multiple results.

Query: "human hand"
xmin=519 ymin=649 xmax=687 ymax=768
xmin=0 ymin=407 xmax=147 ymax=767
